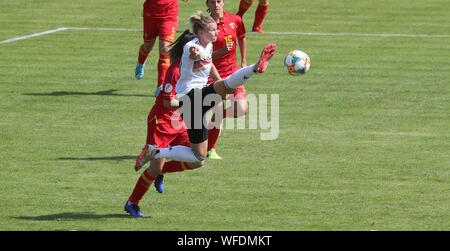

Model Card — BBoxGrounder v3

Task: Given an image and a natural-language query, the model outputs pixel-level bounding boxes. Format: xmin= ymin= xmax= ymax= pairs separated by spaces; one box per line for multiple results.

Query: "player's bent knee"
xmin=143 ymin=40 xmax=156 ymax=51
xmin=159 ymin=46 xmax=170 ymax=55
xmin=187 ymin=161 xmax=205 ymax=169
xmin=159 ymin=39 xmax=172 ymax=54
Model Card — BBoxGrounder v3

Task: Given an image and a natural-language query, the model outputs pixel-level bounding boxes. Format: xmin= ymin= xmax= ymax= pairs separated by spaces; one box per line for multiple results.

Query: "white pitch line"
xmin=0 ymin=27 xmax=68 ymax=45
xmin=2 ymin=26 xmax=449 ymax=45
xmin=0 ymin=27 xmax=141 ymax=45
xmin=68 ymin=27 xmax=140 ymax=32
xmin=261 ymin=31 xmax=450 ymax=38
xmin=67 ymin=27 xmax=450 ymax=38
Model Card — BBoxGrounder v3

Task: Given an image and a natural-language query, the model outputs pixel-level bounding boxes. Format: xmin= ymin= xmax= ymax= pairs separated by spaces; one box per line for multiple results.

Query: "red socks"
xmin=128 ymin=171 xmax=155 ymax=205
xmin=128 ymin=162 xmax=189 ymax=205
xmin=138 ymin=46 xmax=169 ymax=86
xmin=208 ymin=127 xmax=221 ymax=150
xmin=158 ymin=53 xmax=170 ymax=86
xmin=236 ymin=1 xmax=268 ymax=33
xmin=253 ymin=4 xmax=268 ymax=32
xmin=137 ymin=44 xmax=148 ymax=65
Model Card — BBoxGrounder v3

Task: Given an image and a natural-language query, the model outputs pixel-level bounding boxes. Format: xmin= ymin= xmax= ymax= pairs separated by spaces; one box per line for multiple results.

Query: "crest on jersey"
xmin=229 ymin=22 xmax=236 ymax=29
xmin=164 ymin=83 xmax=173 ymax=93
xmin=193 ymin=58 xmax=212 ymax=72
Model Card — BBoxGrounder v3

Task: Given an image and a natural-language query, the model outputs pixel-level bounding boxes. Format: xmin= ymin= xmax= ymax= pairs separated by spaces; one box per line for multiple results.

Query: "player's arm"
xmin=162 ymin=69 xmax=180 ymax=109
xmin=162 ymin=84 xmax=180 ymax=109
xmin=209 ymin=63 xmax=221 ymax=81
xmin=236 ymin=15 xmax=247 ymax=67
xmin=163 ymin=99 xmax=180 ymax=109
xmin=212 ymin=47 xmax=226 ymax=58
xmin=212 ymin=42 xmax=233 ymax=58
xmin=238 ymin=37 xmax=247 ymax=67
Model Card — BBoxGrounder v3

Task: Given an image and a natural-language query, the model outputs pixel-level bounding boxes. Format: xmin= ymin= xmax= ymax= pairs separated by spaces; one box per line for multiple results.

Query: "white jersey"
xmin=176 ymin=37 xmax=213 ymax=95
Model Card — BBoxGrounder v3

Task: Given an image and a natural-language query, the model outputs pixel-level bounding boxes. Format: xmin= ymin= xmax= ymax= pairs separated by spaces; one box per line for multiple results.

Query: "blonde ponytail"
xmin=189 ymin=11 xmax=215 ymax=35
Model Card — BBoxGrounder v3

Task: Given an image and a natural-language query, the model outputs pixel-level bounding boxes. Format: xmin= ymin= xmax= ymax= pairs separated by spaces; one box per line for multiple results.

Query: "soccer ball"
xmin=284 ymin=50 xmax=311 ymax=75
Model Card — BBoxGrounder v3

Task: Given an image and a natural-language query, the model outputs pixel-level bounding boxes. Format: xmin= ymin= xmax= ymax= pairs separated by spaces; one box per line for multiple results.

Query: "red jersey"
xmin=212 ymin=11 xmax=246 ymax=78
xmin=148 ymin=59 xmax=184 ymax=133
xmin=143 ymin=0 xmax=178 ymax=18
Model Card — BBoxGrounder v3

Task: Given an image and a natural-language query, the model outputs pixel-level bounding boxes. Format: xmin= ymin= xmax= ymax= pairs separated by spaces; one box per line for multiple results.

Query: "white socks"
xmin=224 ymin=64 xmax=256 ymax=89
xmin=154 ymin=145 xmax=203 ymax=162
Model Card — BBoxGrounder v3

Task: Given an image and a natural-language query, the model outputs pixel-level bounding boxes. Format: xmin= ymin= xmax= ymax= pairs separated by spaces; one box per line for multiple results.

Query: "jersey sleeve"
xmin=181 ymin=40 xmax=193 ymax=66
xmin=162 ymin=66 xmax=180 ymax=101
xmin=236 ymin=15 xmax=246 ymax=39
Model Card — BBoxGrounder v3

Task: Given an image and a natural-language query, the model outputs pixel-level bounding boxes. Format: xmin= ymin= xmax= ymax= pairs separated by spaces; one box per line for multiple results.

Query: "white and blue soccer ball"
xmin=284 ymin=50 xmax=311 ymax=75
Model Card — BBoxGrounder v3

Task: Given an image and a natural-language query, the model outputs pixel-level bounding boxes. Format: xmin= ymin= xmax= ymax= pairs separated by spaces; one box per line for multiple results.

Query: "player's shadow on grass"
xmin=14 ymin=212 xmax=129 ymax=221
xmin=58 ymin=155 xmax=135 ymax=161
xmin=23 ymin=89 xmax=152 ymax=97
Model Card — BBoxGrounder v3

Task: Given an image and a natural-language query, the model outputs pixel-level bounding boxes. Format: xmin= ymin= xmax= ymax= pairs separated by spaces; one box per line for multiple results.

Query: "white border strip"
xmin=0 ymin=27 xmax=68 ymax=45
xmin=1 ymin=27 xmax=449 ymax=45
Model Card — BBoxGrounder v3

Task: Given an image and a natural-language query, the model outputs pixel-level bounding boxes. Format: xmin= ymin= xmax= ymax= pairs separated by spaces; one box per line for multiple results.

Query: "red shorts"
xmin=228 ymin=85 xmax=247 ymax=100
xmin=146 ymin=121 xmax=190 ymax=148
xmin=143 ymin=14 xmax=177 ymax=43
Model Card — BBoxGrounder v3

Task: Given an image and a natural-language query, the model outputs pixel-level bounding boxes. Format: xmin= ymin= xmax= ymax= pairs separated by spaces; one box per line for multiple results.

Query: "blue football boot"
xmin=124 ymin=201 xmax=144 ymax=218
xmin=154 ymin=175 xmax=165 ymax=193
xmin=135 ymin=63 xmax=145 ymax=80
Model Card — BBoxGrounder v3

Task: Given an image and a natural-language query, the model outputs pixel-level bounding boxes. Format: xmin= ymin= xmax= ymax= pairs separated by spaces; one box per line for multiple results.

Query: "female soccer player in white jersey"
xmin=135 ymin=11 xmax=276 ymax=170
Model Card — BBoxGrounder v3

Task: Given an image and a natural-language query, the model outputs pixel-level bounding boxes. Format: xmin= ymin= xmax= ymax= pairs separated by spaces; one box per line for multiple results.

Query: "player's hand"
xmin=189 ymin=46 xmax=202 ymax=60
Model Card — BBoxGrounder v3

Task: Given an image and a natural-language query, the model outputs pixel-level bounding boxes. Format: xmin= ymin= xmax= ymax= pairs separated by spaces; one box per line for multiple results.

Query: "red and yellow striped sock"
xmin=157 ymin=53 xmax=171 ymax=86
xmin=128 ymin=171 xmax=155 ymax=205
xmin=208 ymin=127 xmax=221 ymax=150
xmin=138 ymin=44 xmax=149 ymax=65
xmin=253 ymin=3 xmax=268 ymax=31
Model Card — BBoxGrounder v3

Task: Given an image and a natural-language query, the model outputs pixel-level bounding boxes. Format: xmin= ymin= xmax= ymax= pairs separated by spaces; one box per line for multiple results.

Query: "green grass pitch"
xmin=0 ymin=0 xmax=449 ymax=230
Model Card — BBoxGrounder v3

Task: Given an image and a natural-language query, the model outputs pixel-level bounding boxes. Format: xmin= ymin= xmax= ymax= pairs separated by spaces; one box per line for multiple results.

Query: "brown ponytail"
xmin=167 ymin=30 xmax=197 ymax=63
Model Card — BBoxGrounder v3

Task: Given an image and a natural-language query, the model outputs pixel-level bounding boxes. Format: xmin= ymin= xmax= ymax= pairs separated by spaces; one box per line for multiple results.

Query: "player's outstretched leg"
xmin=124 ymin=201 xmax=144 ymax=218
xmin=135 ymin=144 xmax=158 ymax=171
xmin=154 ymin=175 xmax=165 ymax=193
xmin=255 ymin=43 xmax=277 ymax=73
xmin=221 ymin=42 xmax=276 ymax=91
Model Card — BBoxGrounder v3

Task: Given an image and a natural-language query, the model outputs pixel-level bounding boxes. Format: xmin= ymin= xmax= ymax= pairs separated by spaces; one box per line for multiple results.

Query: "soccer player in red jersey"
xmin=236 ymin=0 xmax=269 ymax=33
xmin=125 ymin=31 xmax=202 ymax=218
xmin=206 ymin=0 xmax=248 ymax=159
xmin=134 ymin=0 xmax=187 ymax=90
